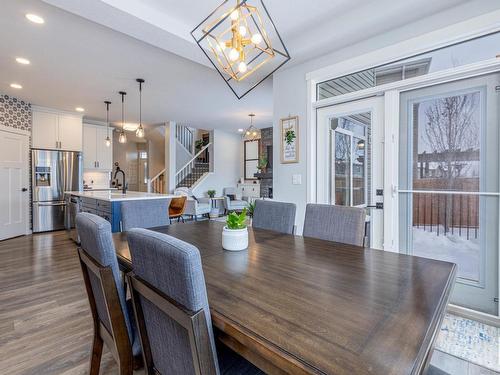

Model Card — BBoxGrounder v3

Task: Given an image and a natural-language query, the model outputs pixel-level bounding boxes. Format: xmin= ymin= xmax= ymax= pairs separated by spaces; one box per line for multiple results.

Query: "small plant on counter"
xmin=207 ymin=189 xmax=216 ymax=198
xmin=226 ymin=208 xmax=247 ymax=229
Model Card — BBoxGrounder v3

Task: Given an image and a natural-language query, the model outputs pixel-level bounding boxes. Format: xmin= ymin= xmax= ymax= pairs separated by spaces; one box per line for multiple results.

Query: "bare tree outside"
xmin=423 ymin=92 xmax=480 ymax=183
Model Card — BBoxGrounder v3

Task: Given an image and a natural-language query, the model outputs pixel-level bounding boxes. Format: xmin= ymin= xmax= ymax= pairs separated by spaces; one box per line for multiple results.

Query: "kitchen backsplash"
xmin=83 ymin=171 xmax=111 ymax=189
xmin=0 ymin=94 xmax=32 ymax=131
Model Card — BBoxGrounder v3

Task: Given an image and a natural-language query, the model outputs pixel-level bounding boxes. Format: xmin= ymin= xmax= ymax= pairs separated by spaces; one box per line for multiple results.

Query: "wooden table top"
xmin=113 ymin=220 xmax=456 ymax=375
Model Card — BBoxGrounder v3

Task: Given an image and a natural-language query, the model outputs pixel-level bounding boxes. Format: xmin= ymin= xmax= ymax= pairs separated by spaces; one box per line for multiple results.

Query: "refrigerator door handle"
xmin=36 ymin=202 xmax=66 ymax=207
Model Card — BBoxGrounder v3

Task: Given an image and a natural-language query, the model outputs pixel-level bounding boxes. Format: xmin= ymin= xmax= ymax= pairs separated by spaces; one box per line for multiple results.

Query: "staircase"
xmin=175 ymin=143 xmax=211 ymax=189
xmin=176 ymin=124 xmax=193 ymax=153
xmin=176 ymin=162 xmax=209 ymax=188
xmin=149 ymin=169 xmax=166 ymax=193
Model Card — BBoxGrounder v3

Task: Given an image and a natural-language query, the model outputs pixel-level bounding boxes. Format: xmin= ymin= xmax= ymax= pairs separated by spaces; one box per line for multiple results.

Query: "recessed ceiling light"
xmin=75 ymin=107 xmax=85 ymax=112
xmin=25 ymin=13 xmax=44 ymax=24
xmin=15 ymin=57 xmax=30 ymax=65
xmin=238 ymin=128 xmax=244 ymax=132
xmin=10 ymin=83 xmax=22 ymax=89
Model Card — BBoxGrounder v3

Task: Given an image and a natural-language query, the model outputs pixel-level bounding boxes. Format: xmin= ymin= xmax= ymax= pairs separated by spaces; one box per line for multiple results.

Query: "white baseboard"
xmin=447 ymin=304 xmax=500 ymax=327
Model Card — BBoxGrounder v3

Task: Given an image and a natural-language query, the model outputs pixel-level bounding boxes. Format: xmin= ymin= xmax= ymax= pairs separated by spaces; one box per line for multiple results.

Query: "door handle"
xmin=36 ymin=202 xmax=66 ymax=207
xmin=21 ymin=188 xmax=28 ymax=192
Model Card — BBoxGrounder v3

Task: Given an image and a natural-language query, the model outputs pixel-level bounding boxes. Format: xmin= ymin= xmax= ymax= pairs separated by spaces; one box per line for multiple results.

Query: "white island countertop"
xmin=65 ymin=190 xmax=175 ymax=202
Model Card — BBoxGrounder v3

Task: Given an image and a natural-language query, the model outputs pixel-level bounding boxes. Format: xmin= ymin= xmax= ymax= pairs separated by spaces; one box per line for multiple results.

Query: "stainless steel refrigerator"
xmin=32 ymin=149 xmax=82 ymax=232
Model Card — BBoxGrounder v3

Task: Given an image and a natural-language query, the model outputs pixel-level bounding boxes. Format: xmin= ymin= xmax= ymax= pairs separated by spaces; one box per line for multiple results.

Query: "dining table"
xmin=113 ymin=220 xmax=456 ymax=375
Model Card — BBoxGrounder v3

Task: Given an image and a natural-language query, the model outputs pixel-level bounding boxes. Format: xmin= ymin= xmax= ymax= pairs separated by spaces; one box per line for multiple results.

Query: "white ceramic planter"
xmin=222 ymin=226 xmax=248 ymax=251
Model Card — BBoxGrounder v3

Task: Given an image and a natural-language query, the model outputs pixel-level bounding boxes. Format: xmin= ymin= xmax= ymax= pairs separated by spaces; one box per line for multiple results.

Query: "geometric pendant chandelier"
xmin=191 ymin=0 xmax=290 ymax=99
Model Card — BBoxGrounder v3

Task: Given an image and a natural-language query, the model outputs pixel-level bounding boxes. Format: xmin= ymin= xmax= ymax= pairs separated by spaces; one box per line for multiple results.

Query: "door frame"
xmin=316 ymin=96 xmax=384 ymax=249
xmin=0 ymin=124 xmax=31 ymax=238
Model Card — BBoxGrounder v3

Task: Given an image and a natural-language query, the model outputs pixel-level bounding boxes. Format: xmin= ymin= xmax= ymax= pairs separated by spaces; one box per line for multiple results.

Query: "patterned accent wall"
xmin=0 ymin=94 xmax=32 ymax=131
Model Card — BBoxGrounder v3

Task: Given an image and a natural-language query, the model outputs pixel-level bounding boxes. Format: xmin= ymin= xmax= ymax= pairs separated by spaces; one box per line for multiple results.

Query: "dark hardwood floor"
xmin=0 ymin=231 xmax=124 ymax=375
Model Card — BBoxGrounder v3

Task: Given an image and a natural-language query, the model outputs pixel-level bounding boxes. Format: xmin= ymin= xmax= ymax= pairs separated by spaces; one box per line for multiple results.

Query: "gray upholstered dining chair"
xmin=75 ymin=212 xmax=142 ymax=375
xmin=126 ymin=228 xmax=262 ymax=375
xmin=303 ymin=203 xmax=366 ymax=246
xmin=121 ymin=199 xmax=170 ymax=231
xmin=252 ymin=199 xmax=296 ymax=234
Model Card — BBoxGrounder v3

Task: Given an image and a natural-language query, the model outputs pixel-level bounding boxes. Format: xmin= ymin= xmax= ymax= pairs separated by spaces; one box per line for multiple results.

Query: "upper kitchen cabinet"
xmin=32 ymin=107 xmax=83 ymax=151
xmin=83 ymin=123 xmax=113 ymax=171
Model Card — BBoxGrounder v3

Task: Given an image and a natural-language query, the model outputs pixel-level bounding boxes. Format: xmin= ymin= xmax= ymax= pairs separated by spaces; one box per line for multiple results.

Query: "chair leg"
xmin=89 ymin=333 xmax=103 ymax=375
xmin=181 ymin=216 xmax=185 ymax=223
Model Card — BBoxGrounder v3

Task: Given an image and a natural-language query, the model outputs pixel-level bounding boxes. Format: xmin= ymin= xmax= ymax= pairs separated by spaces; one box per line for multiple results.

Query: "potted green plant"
xmin=257 ymin=157 xmax=268 ymax=173
xmin=222 ymin=208 xmax=248 ymax=251
xmin=207 ymin=189 xmax=216 ymax=198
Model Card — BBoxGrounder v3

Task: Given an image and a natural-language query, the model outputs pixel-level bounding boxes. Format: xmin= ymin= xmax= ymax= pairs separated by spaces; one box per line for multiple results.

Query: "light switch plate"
xmin=292 ymin=174 xmax=302 ymax=185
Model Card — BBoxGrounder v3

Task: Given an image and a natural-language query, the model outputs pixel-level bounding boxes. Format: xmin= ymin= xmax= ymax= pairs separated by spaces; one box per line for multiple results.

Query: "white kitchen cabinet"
xmin=83 ymin=125 xmax=97 ymax=169
xmin=83 ymin=124 xmax=113 ymax=171
xmin=58 ymin=115 xmax=82 ymax=151
xmin=32 ymin=108 xmax=82 ymax=151
xmin=96 ymin=126 xmax=113 ymax=170
xmin=32 ymin=111 xmax=58 ymax=149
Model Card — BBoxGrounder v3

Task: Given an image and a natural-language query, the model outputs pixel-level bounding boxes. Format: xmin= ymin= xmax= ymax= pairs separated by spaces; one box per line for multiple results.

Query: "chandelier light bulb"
xmin=251 ymin=33 xmax=262 ymax=45
xmin=105 ymin=137 xmax=111 ymax=147
xmin=246 ymin=130 xmax=250 ymax=135
xmin=230 ymin=9 xmax=239 ymax=20
xmin=252 ymin=131 xmax=257 ymax=136
xmin=238 ymin=61 xmax=247 ymax=73
xmin=229 ymin=48 xmax=239 ymax=61
xmin=239 ymin=25 xmax=247 ymax=36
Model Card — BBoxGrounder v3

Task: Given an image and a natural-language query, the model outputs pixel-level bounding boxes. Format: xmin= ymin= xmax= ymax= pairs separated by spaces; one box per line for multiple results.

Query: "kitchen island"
xmin=65 ymin=191 xmax=175 ymax=233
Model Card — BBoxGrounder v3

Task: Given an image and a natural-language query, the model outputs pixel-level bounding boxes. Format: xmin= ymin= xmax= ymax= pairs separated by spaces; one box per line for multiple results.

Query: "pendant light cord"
xmin=105 ymin=101 xmax=110 ymax=138
xmin=139 ymin=82 xmax=142 ymax=127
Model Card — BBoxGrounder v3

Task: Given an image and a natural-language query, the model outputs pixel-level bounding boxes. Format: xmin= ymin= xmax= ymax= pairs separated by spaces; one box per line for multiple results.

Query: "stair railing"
xmin=176 ymin=124 xmax=194 ymax=153
xmin=148 ymin=168 xmax=166 ymax=194
xmin=175 ymin=142 xmax=211 ymax=188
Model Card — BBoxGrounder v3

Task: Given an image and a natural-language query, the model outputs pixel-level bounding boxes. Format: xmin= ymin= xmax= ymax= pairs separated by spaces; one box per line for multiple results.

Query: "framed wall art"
xmin=280 ymin=116 xmax=299 ymax=163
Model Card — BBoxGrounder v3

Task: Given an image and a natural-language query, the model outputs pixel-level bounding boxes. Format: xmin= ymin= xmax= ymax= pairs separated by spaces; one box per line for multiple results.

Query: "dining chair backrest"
xmin=121 ymin=199 xmax=170 ymax=231
xmin=252 ymin=200 xmax=296 ymax=234
xmin=303 ymin=203 xmax=366 ymax=246
xmin=126 ymin=228 xmax=218 ymax=375
xmin=75 ymin=212 xmax=136 ymax=370
xmin=169 ymin=196 xmax=187 ymax=218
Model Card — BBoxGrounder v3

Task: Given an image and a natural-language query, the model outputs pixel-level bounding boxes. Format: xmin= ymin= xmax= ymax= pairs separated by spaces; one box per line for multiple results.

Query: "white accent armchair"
xmin=174 ymin=187 xmax=211 ymax=220
xmin=222 ymin=187 xmax=249 ymax=214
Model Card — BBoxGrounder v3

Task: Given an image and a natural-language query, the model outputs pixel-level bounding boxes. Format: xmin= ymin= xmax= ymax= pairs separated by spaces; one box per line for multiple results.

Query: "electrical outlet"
xmin=292 ymin=174 xmax=302 ymax=185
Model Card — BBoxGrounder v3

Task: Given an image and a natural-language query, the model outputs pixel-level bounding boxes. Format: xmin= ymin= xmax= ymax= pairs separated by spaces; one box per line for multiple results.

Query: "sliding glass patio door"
xmin=399 ymin=73 xmax=499 ymax=315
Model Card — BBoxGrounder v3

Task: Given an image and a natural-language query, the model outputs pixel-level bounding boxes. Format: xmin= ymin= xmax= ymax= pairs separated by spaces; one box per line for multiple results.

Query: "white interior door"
xmin=316 ymin=97 xmax=384 ymax=248
xmin=0 ymin=129 xmax=29 ymax=240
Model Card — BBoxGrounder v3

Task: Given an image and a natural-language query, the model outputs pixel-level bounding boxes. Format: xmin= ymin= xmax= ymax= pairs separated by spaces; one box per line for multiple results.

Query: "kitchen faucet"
xmin=113 ymin=163 xmax=127 ymax=194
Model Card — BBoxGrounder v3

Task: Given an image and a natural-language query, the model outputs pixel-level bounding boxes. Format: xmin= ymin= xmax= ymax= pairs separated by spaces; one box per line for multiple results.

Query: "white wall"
xmin=273 ymin=1 xmax=500 ymax=234
xmin=192 ymin=129 xmax=243 ymax=198
xmin=176 ymin=140 xmax=192 ymax=172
